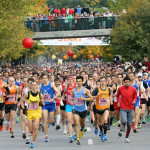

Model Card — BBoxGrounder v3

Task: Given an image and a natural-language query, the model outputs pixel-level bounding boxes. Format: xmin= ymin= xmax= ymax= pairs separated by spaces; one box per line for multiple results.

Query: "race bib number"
xmin=44 ymin=94 xmax=51 ymax=102
xmin=99 ymin=98 xmax=107 ymax=106
xmin=74 ymin=98 xmax=84 ymax=106
xmin=29 ymin=103 xmax=38 ymax=110
xmin=7 ymin=95 xmax=15 ymax=102
xmin=0 ymin=90 xmax=3 ymax=103
xmin=67 ymin=95 xmax=72 ymax=103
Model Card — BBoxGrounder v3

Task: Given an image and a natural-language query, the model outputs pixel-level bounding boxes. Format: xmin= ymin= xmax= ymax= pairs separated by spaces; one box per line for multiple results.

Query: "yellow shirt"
xmin=96 ymin=87 xmax=110 ymax=110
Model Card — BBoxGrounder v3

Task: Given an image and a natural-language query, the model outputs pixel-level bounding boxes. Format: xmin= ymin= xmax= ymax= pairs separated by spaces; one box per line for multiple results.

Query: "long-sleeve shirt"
xmin=116 ymin=85 xmax=137 ymax=110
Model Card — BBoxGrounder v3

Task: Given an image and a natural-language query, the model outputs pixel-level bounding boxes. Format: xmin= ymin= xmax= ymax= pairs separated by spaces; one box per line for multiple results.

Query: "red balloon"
xmin=96 ymin=55 xmax=99 ymax=58
xmin=67 ymin=50 xmax=73 ymax=57
xmin=22 ymin=38 xmax=34 ymax=49
xmin=94 ymin=58 xmax=97 ymax=61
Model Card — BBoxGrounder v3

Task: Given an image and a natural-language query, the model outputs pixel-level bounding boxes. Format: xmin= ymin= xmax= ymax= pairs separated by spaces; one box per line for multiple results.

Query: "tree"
xmin=110 ymin=0 xmax=150 ymax=61
xmin=0 ymin=0 xmax=48 ymax=60
xmin=107 ymin=0 xmax=132 ymax=13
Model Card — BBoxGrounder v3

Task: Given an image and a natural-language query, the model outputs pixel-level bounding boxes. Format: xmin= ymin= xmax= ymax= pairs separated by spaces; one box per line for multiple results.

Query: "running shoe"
xmin=52 ymin=121 xmax=55 ymax=126
xmin=84 ymin=127 xmax=87 ymax=132
xmin=133 ymin=127 xmax=138 ymax=133
xmin=6 ymin=124 xmax=9 ymax=131
xmin=138 ymin=123 xmax=142 ymax=129
xmin=56 ymin=125 xmax=60 ymax=130
xmin=79 ymin=131 xmax=84 ymax=138
xmin=30 ymin=143 xmax=35 ymax=148
xmin=112 ymin=121 xmax=116 ymax=126
xmin=72 ymin=134 xmax=77 ymax=140
xmin=148 ymin=116 xmax=150 ymax=122
xmin=63 ymin=128 xmax=67 ymax=134
xmin=0 ymin=125 xmax=3 ymax=132
xmin=22 ymin=133 xmax=26 ymax=139
xmin=104 ymin=135 xmax=107 ymax=141
xmin=38 ymin=124 xmax=42 ymax=131
xmin=26 ymin=139 xmax=30 ymax=144
xmin=11 ymin=132 xmax=14 ymax=138
xmin=30 ymin=131 xmax=33 ymax=136
xmin=142 ymin=120 xmax=146 ymax=124
xmin=125 ymin=138 xmax=130 ymax=143
xmin=69 ymin=137 xmax=74 ymax=143
xmin=101 ymin=133 xmax=105 ymax=142
xmin=45 ymin=136 xmax=49 ymax=142
xmin=76 ymin=138 xmax=80 ymax=145
xmin=118 ymin=131 xmax=122 ymax=137
xmin=94 ymin=128 xmax=98 ymax=135
xmin=131 ymin=122 xmax=135 ymax=129
xmin=99 ymin=131 xmax=101 ymax=136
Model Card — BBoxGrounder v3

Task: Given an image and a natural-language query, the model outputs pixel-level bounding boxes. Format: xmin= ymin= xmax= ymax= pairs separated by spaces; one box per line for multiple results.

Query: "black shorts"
xmin=96 ymin=108 xmax=109 ymax=115
xmin=141 ymin=98 xmax=147 ymax=104
xmin=110 ymin=104 xmax=115 ymax=111
xmin=5 ymin=104 xmax=17 ymax=114
xmin=147 ymin=98 xmax=150 ymax=106
xmin=60 ymin=101 xmax=67 ymax=110
xmin=72 ymin=109 xmax=87 ymax=118
xmin=0 ymin=103 xmax=5 ymax=111
xmin=86 ymin=101 xmax=91 ymax=106
xmin=93 ymin=104 xmax=96 ymax=115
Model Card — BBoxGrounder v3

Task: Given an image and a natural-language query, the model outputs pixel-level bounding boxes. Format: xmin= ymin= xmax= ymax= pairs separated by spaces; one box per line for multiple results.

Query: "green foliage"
xmin=110 ymin=0 xmax=150 ymax=61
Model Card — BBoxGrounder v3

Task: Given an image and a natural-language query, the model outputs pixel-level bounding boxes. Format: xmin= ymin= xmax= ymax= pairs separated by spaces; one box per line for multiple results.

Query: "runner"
xmin=111 ymin=73 xmax=123 ymax=136
xmin=5 ymin=77 xmax=19 ymax=138
xmin=92 ymin=76 xmax=113 ymax=142
xmin=71 ymin=76 xmax=93 ymax=145
xmin=0 ymin=73 xmax=6 ymax=131
xmin=116 ymin=76 xmax=137 ymax=143
xmin=54 ymin=77 xmax=62 ymax=130
xmin=60 ymin=76 xmax=68 ymax=134
xmin=40 ymin=72 xmax=60 ymax=142
xmin=21 ymin=80 xmax=44 ymax=148
xmin=64 ymin=76 xmax=76 ymax=143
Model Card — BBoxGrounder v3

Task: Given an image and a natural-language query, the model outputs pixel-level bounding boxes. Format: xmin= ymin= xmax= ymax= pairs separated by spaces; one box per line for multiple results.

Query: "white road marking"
xmin=88 ymin=139 xmax=93 ymax=145
xmin=87 ymin=127 xmax=91 ymax=131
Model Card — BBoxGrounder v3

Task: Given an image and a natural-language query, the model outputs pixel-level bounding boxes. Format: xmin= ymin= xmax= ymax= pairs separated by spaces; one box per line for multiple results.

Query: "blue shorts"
xmin=65 ymin=104 xmax=73 ymax=112
xmin=134 ymin=97 xmax=140 ymax=109
xmin=42 ymin=103 xmax=56 ymax=112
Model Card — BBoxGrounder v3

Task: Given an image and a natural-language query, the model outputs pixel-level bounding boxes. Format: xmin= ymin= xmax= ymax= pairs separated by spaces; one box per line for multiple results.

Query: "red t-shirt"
xmin=54 ymin=9 xmax=58 ymax=14
xmin=69 ymin=9 xmax=74 ymax=15
xmin=61 ymin=8 xmax=66 ymax=15
xmin=66 ymin=83 xmax=76 ymax=105
xmin=116 ymin=85 xmax=137 ymax=110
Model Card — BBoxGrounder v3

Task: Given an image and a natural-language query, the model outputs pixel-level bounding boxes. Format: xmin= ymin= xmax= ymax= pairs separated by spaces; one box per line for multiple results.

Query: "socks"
xmin=0 ymin=119 xmax=3 ymax=126
xmin=126 ymin=125 xmax=131 ymax=138
xmin=104 ymin=123 xmax=108 ymax=135
xmin=56 ymin=114 xmax=61 ymax=125
xmin=99 ymin=125 xmax=103 ymax=133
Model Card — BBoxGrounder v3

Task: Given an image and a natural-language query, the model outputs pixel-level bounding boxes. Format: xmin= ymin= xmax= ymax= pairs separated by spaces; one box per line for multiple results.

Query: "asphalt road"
xmin=0 ymin=118 xmax=150 ymax=150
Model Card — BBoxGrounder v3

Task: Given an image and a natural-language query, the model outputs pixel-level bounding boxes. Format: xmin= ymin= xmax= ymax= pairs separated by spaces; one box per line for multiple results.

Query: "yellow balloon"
xmin=58 ymin=60 xmax=61 ymax=64
xmin=52 ymin=55 xmax=56 ymax=60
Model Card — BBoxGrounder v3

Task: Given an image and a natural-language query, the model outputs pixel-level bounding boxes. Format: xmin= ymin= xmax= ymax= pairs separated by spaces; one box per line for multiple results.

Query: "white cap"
xmin=137 ymin=73 xmax=143 ymax=77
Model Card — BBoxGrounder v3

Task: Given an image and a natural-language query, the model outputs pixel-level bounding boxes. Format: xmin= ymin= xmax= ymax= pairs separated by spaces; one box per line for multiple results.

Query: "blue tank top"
xmin=41 ymin=82 xmax=56 ymax=105
xmin=74 ymin=87 xmax=87 ymax=112
xmin=15 ymin=80 xmax=22 ymax=86
xmin=130 ymin=80 xmax=139 ymax=98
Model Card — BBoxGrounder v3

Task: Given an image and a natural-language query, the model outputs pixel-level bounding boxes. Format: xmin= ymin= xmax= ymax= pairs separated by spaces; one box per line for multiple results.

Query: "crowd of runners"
xmin=0 ymin=57 xmax=150 ymax=148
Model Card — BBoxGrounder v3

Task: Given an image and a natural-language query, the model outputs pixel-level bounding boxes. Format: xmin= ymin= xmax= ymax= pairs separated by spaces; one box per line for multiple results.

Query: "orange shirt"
xmin=0 ymin=81 xmax=5 ymax=103
xmin=5 ymin=85 xmax=17 ymax=105
xmin=96 ymin=87 xmax=110 ymax=110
